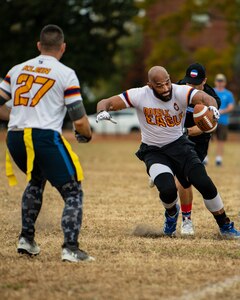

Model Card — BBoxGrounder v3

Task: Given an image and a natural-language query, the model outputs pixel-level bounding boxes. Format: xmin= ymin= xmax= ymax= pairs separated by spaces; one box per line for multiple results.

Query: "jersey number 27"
xmin=14 ymin=73 xmax=55 ymax=107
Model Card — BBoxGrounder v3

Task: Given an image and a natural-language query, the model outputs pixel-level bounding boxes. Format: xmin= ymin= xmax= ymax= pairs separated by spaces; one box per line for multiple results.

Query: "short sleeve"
xmin=188 ymin=87 xmax=198 ymax=105
xmin=174 ymin=84 xmax=198 ymax=106
xmin=64 ymin=70 xmax=82 ymax=105
xmin=118 ymin=87 xmax=142 ymax=108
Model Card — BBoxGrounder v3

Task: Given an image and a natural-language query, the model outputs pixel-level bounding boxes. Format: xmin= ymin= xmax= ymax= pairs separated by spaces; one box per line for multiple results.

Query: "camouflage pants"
xmin=57 ymin=180 xmax=83 ymax=247
xmin=21 ymin=179 xmax=46 ymax=241
xmin=21 ymin=179 xmax=83 ymax=246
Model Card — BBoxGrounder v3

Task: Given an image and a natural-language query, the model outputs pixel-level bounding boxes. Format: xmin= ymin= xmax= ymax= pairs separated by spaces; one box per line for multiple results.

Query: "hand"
xmin=208 ymin=106 xmax=220 ymax=120
xmin=96 ymin=110 xmax=117 ymax=124
xmin=74 ymin=130 xmax=91 ymax=143
xmin=182 ymin=127 xmax=189 ymax=136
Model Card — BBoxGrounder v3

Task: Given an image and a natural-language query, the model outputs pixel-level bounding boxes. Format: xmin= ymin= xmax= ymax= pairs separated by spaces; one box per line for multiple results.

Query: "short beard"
xmin=153 ymin=87 xmax=172 ymax=102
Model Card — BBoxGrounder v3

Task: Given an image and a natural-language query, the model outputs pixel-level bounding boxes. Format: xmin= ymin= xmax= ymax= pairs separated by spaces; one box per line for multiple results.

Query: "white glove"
xmin=96 ymin=110 xmax=117 ymax=124
xmin=208 ymin=106 xmax=220 ymax=120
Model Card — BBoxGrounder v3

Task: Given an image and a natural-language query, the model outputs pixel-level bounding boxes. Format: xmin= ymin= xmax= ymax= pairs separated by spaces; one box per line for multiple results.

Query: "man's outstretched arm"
xmin=96 ymin=95 xmax=127 ymax=123
xmin=192 ymin=90 xmax=217 ymax=108
xmin=97 ymin=95 xmax=127 ymax=112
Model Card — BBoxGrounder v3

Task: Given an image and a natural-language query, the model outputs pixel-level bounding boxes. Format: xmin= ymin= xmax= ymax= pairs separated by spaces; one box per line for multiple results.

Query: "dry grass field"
xmin=0 ymin=130 xmax=240 ymax=300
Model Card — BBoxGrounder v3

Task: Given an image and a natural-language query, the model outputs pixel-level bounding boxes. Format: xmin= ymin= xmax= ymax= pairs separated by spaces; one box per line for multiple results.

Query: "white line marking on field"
xmin=171 ymin=275 xmax=240 ymax=300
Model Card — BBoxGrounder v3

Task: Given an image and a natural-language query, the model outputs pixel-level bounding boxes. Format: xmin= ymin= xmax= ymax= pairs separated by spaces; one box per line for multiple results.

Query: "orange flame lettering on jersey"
xmin=143 ymin=107 xmax=183 ymax=128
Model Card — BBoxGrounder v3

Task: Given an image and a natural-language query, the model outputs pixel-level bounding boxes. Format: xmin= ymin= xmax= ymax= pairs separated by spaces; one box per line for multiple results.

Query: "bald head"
xmin=147 ymin=66 xmax=172 ymax=102
xmin=148 ymin=66 xmax=169 ymax=82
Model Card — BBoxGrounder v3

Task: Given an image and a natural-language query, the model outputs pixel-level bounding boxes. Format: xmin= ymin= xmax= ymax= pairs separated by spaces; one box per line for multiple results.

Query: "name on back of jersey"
xmin=22 ymin=65 xmax=51 ymax=74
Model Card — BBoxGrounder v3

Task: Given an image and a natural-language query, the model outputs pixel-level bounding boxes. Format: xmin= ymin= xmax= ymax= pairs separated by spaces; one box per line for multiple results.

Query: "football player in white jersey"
xmin=0 ymin=25 xmax=94 ymax=262
xmin=96 ymin=66 xmax=240 ymax=238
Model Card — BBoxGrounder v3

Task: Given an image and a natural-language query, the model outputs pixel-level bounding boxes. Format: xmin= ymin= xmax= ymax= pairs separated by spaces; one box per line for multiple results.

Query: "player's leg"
xmin=177 ymin=140 xmax=209 ymax=236
xmin=215 ymin=124 xmax=227 ymax=166
xmin=177 ymin=136 xmax=239 ymax=238
xmin=7 ymin=130 xmax=45 ymax=255
xmin=176 ymin=179 xmax=194 ymax=236
xmin=56 ymin=180 xmax=83 ymax=247
xmin=56 ymin=179 xmax=93 ymax=261
xmin=33 ymin=129 xmax=94 ymax=261
xmin=188 ymin=164 xmax=240 ymax=238
xmin=136 ymin=143 xmax=180 ymax=236
xmin=216 ymin=139 xmax=224 ymax=166
xmin=149 ymin=164 xmax=179 ymax=237
xmin=18 ymin=176 xmax=46 ymax=255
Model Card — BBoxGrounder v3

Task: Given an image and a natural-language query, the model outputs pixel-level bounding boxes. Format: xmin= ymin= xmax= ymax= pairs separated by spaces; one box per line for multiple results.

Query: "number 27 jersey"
xmin=0 ymin=55 xmax=82 ymax=133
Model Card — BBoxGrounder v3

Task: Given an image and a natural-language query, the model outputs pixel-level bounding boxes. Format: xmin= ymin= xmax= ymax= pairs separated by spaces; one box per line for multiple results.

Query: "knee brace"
xmin=154 ymin=173 xmax=178 ymax=209
xmin=188 ymin=164 xmax=217 ymax=199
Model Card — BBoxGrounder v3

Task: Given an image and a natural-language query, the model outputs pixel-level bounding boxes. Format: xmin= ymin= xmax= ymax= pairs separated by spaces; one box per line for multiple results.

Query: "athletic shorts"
xmin=136 ymin=135 xmax=202 ymax=189
xmin=215 ymin=124 xmax=228 ymax=141
xmin=188 ymin=135 xmax=210 ymax=162
xmin=7 ymin=129 xmax=82 ymax=187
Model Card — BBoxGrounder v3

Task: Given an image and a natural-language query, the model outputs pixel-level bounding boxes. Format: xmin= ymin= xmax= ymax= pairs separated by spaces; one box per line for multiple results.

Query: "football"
xmin=193 ymin=104 xmax=218 ymax=133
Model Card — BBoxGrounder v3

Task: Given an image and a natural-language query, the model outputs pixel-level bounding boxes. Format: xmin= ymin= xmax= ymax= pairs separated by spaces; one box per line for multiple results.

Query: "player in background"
xmin=214 ymin=74 xmax=235 ymax=166
xmin=96 ymin=66 xmax=240 ymax=238
xmin=176 ymin=63 xmax=221 ymax=236
xmin=0 ymin=25 xmax=94 ymax=262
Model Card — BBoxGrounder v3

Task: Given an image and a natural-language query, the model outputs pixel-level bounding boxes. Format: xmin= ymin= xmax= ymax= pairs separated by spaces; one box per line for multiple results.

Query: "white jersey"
xmin=119 ymin=84 xmax=198 ymax=148
xmin=0 ymin=55 xmax=82 ymax=133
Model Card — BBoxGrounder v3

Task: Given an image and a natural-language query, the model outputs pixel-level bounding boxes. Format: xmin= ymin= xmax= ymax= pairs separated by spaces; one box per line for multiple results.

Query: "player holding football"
xmin=0 ymin=25 xmax=94 ymax=262
xmin=96 ymin=66 xmax=240 ymax=238
xmin=150 ymin=63 xmax=221 ymax=235
xmin=177 ymin=63 xmax=221 ymax=236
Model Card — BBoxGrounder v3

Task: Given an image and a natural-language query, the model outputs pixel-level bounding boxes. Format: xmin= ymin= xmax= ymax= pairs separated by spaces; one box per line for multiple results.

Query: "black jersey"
xmin=177 ymin=80 xmax=221 ymax=144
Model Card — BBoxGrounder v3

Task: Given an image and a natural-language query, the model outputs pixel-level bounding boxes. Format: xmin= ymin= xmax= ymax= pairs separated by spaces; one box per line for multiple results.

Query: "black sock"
xmin=214 ymin=212 xmax=230 ymax=227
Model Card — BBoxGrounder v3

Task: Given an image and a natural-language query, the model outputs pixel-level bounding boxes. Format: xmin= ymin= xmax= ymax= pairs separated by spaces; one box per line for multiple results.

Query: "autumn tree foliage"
xmin=140 ymin=0 xmax=240 ymax=96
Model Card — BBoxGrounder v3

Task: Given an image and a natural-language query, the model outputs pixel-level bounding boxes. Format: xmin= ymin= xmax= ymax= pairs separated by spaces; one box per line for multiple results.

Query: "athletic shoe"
xmin=17 ymin=236 xmax=40 ymax=256
xmin=149 ymin=177 xmax=155 ymax=188
xmin=215 ymin=156 xmax=222 ymax=166
xmin=181 ymin=218 xmax=194 ymax=236
xmin=62 ymin=246 xmax=95 ymax=262
xmin=219 ymin=222 xmax=240 ymax=239
xmin=163 ymin=204 xmax=179 ymax=237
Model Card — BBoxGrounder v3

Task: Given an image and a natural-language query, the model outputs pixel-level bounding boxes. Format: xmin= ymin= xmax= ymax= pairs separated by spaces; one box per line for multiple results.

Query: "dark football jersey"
xmin=177 ymin=80 xmax=221 ymax=144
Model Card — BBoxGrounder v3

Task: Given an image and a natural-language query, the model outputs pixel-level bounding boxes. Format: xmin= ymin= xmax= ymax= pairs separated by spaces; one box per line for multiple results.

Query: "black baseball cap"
xmin=183 ymin=63 xmax=206 ymax=85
